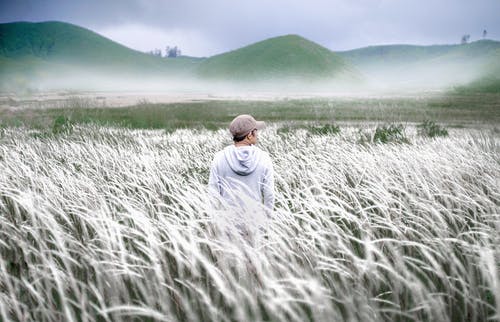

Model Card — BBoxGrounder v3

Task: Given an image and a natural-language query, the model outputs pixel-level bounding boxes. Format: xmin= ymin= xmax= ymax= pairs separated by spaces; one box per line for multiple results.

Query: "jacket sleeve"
xmin=208 ymin=157 xmax=221 ymax=200
xmin=261 ymin=157 xmax=275 ymax=214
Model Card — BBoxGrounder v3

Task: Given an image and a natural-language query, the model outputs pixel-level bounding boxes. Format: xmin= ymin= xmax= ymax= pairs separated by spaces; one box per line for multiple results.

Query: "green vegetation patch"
xmin=373 ymin=124 xmax=410 ymax=144
xmin=277 ymin=123 xmax=341 ymax=136
xmin=52 ymin=115 xmax=74 ymax=135
xmin=417 ymin=120 xmax=448 ymax=138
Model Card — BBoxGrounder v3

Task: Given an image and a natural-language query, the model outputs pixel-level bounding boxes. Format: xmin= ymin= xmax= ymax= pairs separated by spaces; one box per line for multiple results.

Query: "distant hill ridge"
xmin=337 ymin=40 xmax=500 ymax=66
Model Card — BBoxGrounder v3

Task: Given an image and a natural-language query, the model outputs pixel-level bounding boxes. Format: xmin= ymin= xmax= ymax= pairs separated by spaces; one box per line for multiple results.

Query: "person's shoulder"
xmin=211 ymin=148 xmax=226 ymax=164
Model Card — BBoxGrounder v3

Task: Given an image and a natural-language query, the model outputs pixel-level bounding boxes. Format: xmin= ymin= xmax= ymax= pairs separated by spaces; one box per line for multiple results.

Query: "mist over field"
xmin=0 ymin=48 xmax=496 ymax=95
xmin=1 ymin=61 xmax=485 ymax=94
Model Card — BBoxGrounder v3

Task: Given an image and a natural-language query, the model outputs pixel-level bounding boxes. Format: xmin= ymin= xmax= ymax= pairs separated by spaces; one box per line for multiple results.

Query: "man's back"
xmin=209 ymin=144 xmax=274 ymax=211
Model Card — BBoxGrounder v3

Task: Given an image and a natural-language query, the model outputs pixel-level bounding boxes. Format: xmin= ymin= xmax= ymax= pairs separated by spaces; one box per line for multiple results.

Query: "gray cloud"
xmin=1 ymin=0 xmax=499 ymax=56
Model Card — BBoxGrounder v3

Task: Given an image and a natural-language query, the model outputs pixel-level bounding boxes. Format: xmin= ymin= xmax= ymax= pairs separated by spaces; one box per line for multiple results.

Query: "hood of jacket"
xmin=223 ymin=145 xmax=262 ymax=176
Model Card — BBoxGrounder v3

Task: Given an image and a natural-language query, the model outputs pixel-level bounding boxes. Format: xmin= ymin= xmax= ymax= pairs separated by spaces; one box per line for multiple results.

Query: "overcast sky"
xmin=1 ymin=0 xmax=499 ymax=57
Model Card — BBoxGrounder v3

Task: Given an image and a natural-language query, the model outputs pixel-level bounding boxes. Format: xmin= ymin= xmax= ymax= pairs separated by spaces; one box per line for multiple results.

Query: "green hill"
xmin=196 ymin=35 xmax=360 ymax=83
xmin=337 ymin=40 xmax=500 ymax=88
xmin=0 ymin=21 xmax=201 ymax=74
xmin=0 ymin=21 xmax=202 ymax=91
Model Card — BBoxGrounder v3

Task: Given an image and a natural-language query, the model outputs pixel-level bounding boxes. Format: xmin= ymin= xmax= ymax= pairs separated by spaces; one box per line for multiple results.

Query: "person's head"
xmin=229 ymin=114 xmax=265 ymax=145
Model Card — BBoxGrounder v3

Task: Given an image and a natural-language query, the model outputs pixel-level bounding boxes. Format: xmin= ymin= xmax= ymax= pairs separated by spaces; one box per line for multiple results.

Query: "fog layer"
xmin=0 ymin=58 xmax=493 ymax=96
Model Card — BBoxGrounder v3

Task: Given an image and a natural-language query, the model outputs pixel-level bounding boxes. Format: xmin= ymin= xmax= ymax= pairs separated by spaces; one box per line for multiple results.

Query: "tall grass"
xmin=0 ymin=124 xmax=498 ymax=321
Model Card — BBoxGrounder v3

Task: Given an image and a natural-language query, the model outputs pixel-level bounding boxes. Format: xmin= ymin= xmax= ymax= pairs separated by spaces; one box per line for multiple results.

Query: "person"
xmin=208 ymin=114 xmax=275 ymax=227
xmin=208 ymin=115 xmax=274 ymax=284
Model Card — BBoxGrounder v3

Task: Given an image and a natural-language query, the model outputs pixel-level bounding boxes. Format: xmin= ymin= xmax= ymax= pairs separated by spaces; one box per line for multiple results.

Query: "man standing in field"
xmin=208 ymin=114 xmax=275 ymax=221
xmin=209 ymin=114 xmax=274 ymax=285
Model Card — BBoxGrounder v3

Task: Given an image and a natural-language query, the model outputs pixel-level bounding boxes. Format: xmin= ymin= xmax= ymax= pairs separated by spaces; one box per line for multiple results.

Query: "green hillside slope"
xmin=336 ymin=40 xmax=500 ymax=88
xmin=0 ymin=21 xmax=201 ymax=88
xmin=196 ymin=35 xmax=360 ymax=82
xmin=454 ymin=48 xmax=500 ymax=93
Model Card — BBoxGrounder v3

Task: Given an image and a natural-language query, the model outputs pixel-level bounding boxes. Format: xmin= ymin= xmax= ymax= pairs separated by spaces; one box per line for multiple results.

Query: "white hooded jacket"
xmin=208 ymin=145 xmax=275 ymax=212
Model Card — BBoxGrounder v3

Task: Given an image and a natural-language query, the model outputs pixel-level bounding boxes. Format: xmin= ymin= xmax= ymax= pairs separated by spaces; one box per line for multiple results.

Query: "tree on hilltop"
xmin=165 ymin=46 xmax=181 ymax=58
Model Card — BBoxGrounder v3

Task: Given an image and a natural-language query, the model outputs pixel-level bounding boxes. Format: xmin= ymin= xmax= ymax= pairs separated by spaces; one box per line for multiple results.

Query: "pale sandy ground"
xmin=0 ymin=89 xmax=445 ymax=110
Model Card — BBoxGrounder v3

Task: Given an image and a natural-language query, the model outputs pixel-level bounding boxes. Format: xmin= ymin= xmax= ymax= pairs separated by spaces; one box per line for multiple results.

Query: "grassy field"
xmin=0 ymin=120 xmax=499 ymax=322
xmin=1 ymin=92 xmax=499 ymax=131
xmin=0 ymin=91 xmax=499 ymax=321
